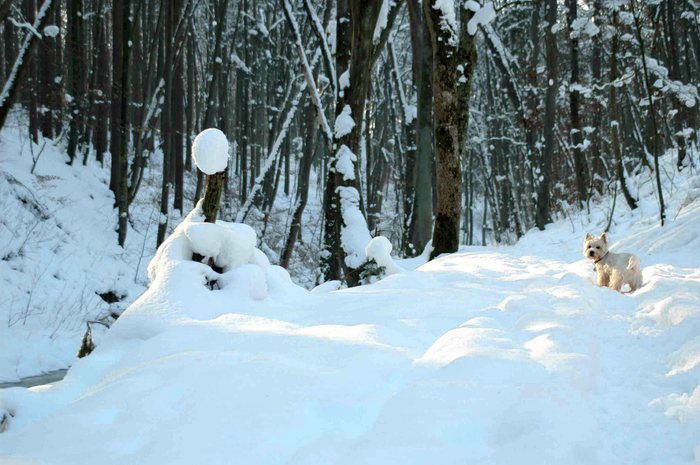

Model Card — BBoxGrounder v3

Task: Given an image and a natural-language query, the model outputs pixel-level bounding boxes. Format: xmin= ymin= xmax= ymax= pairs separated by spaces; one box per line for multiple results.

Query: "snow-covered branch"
xmin=281 ymin=0 xmax=334 ymax=147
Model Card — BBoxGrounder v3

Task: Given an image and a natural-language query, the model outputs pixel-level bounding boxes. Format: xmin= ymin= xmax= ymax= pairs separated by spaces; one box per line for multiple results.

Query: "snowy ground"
xmin=1 ymin=148 xmax=699 ymax=463
xmin=0 ymin=126 xmax=149 ymax=382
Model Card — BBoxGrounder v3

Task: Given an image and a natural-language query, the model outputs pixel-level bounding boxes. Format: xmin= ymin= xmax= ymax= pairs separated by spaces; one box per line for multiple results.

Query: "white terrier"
xmin=583 ymin=233 xmax=643 ymax=292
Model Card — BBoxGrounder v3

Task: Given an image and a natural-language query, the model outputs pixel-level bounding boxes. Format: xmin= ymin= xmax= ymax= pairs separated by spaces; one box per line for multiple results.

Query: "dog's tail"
xmin=627 ymin=256 xmax=641 ymax=272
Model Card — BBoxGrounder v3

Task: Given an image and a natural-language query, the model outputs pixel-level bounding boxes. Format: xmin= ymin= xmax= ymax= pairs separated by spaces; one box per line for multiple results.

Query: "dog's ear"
xmin=585 ymin=233 xmax=592 ymax=241
xmin=601 ymin=232 xmax=608 ymax=243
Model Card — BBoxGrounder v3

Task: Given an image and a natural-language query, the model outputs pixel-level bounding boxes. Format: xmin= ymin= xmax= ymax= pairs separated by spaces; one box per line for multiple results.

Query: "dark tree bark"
xmin=631 ymin=0 xmax=664 ymax=225
xmin=609 ymin=10 xmax=637 ymax=211
xmin=535 ymin=0 xmax=558 ymax=230
xmin=24 ymin=0 xmax=39 ymax=143
xmin=66 ymin=0 xmax=85 ymax=164
xmin=321 ymin=0 xmax=400 ymax=285
xmin=424 ymin=1 xmax=477 ymax=258
xmin=172 ymin=0 xmax=186 ymax=213
xmin=117 ymin=0 xmax=131 ymax=246
xmin=93 ymin=11 xmax=110 ymax=164
xmin=0 ymin=0 xmax=56 ymax=133
xmin=405 ymin=0 xmax=433 ymax=257
xmin=567 ymin=0 xmax=588 ymax=206
xmin=110 ymin=0 xmax=125 ymax=195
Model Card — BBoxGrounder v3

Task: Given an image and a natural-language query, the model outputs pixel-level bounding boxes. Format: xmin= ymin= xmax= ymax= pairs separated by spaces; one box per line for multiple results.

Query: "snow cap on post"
xmin=192 ymin=128 xmax=229 ymax=175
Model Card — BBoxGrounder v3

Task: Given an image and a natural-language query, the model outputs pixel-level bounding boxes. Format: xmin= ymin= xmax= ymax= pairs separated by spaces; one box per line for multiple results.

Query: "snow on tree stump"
xmin=192 ymin=128 xmax=230 ymax=276
xmin=193 ymin=128 xmax=229 ymax=223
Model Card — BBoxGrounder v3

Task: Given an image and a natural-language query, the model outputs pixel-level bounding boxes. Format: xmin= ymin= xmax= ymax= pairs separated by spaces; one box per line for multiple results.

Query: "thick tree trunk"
xmin=406 ymin=0 xmax=433 ymax=257
xmin=424 ymin=1 xmax=477 ymax=259
xmin=535 ymin=0 xmax=558 ymax=230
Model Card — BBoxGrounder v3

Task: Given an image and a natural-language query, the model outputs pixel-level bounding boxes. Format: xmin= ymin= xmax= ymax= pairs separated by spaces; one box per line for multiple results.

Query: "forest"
xmin=2 ymin=0 xmax=700 ymax=462
xmin=2 ymin=0 xmax=697 ymax=287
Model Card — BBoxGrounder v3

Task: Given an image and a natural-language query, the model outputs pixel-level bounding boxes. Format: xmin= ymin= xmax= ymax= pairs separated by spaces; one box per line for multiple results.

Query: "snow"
xmin=432 ymin=0 xmax=458 ymax=45
xmin=334 ymin=144 xmax=356 ymax=181
xmin=570 ymin=17 xmax=599 ymax=38
xmin=229 ymin=53 xmax=251 ymax=74
xmin=191 ymin=128 xmax=229 ymax=175
xmin=334 ymin=104 xmax=355 ymax=139
xmin=372 ymin=0 xmax=392 ymax=43
xmin=0 ymin=0 xmax=54 ymax=108
xmin=42 ymin=25 xmax=59 ymax=38
xmin=338 ymin=70 xmax=350 ymax=91
xmin=466 ymin=1 xmax=496 ymax=36
xmin=0 ymin=127 xmax=146 ymax=382
xmin=365 ymin=236 xmax=403 ymax=275
xmin=1 ymin=144 xmax=700 ymax=463
xmin=337 ymin=186 xmax=372 ymax=269
xmin=183 ymin=220 xmax=256 ymax=269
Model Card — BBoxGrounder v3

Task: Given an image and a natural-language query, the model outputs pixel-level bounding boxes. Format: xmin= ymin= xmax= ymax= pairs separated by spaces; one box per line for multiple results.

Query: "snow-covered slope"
xmin=1 ymin=152 xmax=699 ymax=463
xmin=0 ymin=128 xmax=147 ymax=382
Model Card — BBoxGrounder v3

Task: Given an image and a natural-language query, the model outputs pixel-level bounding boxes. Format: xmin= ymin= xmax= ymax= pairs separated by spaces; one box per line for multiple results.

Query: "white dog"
xmin=583 ymin=233 xmax=643 ymax=292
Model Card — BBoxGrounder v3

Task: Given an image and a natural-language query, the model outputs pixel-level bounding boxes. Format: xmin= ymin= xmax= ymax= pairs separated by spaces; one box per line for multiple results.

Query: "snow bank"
xmin=0 ymin=129 xmax=145 ymax=382
xmin=1 ymin=149 xmax=699 ymax=464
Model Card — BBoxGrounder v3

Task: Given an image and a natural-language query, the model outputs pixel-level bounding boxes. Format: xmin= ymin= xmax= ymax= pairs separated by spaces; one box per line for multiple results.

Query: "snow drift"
xmin=1 ymin=157 xmax=699 ymax=464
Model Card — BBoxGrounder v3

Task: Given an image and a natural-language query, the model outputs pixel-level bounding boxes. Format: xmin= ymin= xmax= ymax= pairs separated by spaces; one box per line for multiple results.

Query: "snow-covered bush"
xmin=148 ymin=200 xmax=302 ymax=299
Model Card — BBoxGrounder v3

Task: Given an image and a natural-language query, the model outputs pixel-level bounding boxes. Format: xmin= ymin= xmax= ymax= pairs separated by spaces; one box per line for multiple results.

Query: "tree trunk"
xmin=117 ymin=0 xmax=131 ymax=246
xmin=0 ymin=0 xmax=56 ymax=133
xmin=567 ymin=0 xmax=587 ymax=206
xmin=406 ymin=0 xmax=433 ymax=257
xmin=609 ymin=11 xmax=637 ymax=211
xmin=66 ymin=0 xmax=84 ymax=164
xmin=535 ymin=0 xmax=558 ymax=230
xmin=424 ymin=1 xmax=477 ymax=258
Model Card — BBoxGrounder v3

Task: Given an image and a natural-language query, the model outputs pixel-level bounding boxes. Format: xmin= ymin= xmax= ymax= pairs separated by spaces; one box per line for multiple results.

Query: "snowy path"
xmin=1 ymin=230 xmax=698 ymax=464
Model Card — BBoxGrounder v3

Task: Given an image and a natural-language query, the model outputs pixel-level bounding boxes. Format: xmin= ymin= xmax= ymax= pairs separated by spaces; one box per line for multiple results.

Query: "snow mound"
xmin=144 ymin=201 xmax=305 ymax=319
xmin=365 ymin=236 xmax=404 ymax=275
xmin=191 ymin=128 xmax=229 ymax=175
xmin=183 ymin=222 xmax=256 ymax=269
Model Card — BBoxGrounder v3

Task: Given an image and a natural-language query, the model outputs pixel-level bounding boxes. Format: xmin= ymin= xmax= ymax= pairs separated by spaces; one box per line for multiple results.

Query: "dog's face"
xmin=583 ymin=233 xmax=609 ymax=261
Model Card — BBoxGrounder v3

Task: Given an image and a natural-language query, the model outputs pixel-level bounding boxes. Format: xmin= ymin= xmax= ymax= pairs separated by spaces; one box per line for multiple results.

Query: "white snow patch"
xmin=337 ymin=186 xmax=372 ymax=269
xmin=334 ymin=105 xmax=355 ymax=139
xmin=334 ymin=145 xmax=356 ymax=181
xmin=467 ymin=2 xmax=496 ymax=35
xmin=43 ymin=25 xmax=59 ymax=38
xmin=192 ymin=128 xmax=229 ymax=175
xmin=365 ymin=236 xmax=404 ymax=275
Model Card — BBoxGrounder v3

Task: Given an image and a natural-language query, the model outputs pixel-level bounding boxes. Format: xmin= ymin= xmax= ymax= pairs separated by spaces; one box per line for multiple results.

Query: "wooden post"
xmin=202 ymin=171 xmax=226 ymax=223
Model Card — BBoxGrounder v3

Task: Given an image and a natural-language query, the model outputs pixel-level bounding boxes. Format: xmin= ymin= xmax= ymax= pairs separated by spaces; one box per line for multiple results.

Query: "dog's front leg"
xmin=597 ymin=272 xmax=610 ymax=288
xmin=609 ymin=272 xmax=623 ymax=291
